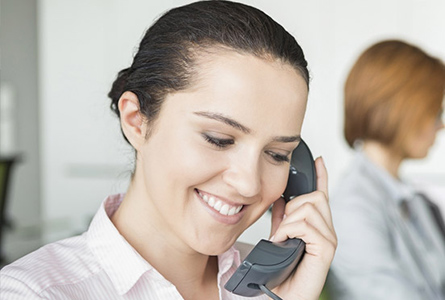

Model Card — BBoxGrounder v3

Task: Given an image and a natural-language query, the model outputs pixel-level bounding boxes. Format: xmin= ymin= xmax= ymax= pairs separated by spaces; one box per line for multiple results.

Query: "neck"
xmin=111 ymin=168 xmax=219 ymax=299
xmin=362 ymin=140 xmax=402 ymax=178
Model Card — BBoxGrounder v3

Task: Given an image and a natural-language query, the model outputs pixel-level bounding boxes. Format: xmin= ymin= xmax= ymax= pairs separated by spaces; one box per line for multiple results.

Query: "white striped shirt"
xmin=0 ymin=194 xmax=268 ymax=300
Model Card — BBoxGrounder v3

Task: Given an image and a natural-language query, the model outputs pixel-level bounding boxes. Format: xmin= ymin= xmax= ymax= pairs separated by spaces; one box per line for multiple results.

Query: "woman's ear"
xmin=118 ymin=91 xmax=146 ymax=150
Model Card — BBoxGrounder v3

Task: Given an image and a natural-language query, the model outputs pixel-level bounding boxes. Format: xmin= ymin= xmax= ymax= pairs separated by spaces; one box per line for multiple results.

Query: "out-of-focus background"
xmin=1 ymin=0 xmax=444 ymax=265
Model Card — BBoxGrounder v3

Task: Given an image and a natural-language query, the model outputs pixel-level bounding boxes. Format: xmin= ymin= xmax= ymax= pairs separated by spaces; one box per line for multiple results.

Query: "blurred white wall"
xmin=1 ymin=0 xmax=42 ymax=260
xmin=3 ymin=0 xmax=444 ymax=249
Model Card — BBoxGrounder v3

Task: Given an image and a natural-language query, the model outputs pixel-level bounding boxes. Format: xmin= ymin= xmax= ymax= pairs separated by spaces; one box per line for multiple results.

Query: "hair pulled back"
xmin=109 ymin=0 xmax=309 ymax=143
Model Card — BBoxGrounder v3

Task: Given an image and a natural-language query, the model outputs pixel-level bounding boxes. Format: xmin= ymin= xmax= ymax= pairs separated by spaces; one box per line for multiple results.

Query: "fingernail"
xmin=269 ymin=235 xmax=275 ymax=242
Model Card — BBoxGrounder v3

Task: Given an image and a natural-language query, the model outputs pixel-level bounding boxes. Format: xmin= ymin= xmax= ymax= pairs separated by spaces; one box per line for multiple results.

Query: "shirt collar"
xmin=355 ymin=150 xmax=416 ymax=204
xmin=87 ymin=194 xmax=153 ymax=295
xmin=218 ymin=245 xmax=241 ymax=276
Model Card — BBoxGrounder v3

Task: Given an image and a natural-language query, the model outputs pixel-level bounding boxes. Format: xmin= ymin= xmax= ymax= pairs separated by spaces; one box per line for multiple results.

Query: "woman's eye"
xmin=265 ymin=150 xmax=290 ymax=164
xmin=203 ymin=134 xmax=234 ymax=149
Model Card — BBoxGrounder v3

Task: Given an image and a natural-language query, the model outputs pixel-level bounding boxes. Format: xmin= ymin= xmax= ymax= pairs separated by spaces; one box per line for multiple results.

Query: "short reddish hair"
xmin=344 ymin=40 xmax=445 ymax=150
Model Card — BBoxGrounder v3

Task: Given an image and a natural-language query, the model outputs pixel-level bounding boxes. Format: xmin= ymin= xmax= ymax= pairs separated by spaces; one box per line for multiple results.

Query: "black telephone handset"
xmin=224 ymin=139 xmax=316 ymax=297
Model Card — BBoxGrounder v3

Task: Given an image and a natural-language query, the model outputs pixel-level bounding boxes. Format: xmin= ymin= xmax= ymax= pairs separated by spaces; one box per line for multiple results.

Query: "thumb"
xmin=270 ymin=197 xmax=286 ymax=239
xmin=315 ymin=156 xmax=328 ymax=198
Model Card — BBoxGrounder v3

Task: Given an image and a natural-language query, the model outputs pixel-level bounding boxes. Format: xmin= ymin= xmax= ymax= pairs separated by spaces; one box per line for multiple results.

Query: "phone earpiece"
xmin=282 ymin=166 xmax=309 ymax=202
xmin=283 ymin=139 xmax=316 ymax=201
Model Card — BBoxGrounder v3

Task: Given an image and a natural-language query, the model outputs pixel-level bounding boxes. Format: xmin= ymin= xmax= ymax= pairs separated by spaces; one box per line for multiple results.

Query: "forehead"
xmin=165 ymin=50 xmax=309 ymax=135
xmin=192 ymin=47 xmax=306 ymax=86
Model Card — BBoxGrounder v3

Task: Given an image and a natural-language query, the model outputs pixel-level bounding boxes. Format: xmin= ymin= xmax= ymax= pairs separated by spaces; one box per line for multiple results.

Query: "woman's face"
xmin=136 ymin=51 xmax=308 ymax=255
xmin=404 ymin=108 xmax=444 ymax=159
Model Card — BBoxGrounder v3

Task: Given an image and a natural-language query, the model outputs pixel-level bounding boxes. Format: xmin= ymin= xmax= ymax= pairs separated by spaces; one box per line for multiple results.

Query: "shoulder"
xmin=331 ymin=152 xmax=394 ymax=206
xmin=330 ymin=157 xmax=394 ymax=236
xmin=332 ymin=163 xmax=385 ymax=208
xmin=0 ymin=233 xmax=100 ymax=297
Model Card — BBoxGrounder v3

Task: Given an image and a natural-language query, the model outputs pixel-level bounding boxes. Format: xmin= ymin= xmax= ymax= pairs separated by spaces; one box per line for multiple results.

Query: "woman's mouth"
xmin=196 ymin=189 xmax=243 ymax=216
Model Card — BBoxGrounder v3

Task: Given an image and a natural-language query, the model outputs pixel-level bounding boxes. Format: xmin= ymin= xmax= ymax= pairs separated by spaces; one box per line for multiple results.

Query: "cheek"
xmin=168 ymin=135 xmax=227 ymax=183
xmin=262 ymin=166 xmax=289 ymax=203
xmin=403 ymin=129 xmax=434 ymax=159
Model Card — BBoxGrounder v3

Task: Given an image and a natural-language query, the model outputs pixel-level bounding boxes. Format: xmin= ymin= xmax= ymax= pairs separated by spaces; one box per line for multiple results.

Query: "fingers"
xmin=315 ymin=156 xmax=328 ymax=198
xmin=273 ymin=219 xmax=337 ymax=261
xmin=272 ymin=191 xmax=334 ymax=243
xmin=272 ymin=219 xmax=337 ymax=300
xmin=272 ymin=156 xmax=336 ymax=245
xmin=284 ymin=190 xmax=333 ymax=232
xmin=277 ymin=201 xmax=336 ymax=245
xmin=270 ymin=156 xmax=337 ymax=300
xmin=270 ymin=197 xmax=285 ymax=238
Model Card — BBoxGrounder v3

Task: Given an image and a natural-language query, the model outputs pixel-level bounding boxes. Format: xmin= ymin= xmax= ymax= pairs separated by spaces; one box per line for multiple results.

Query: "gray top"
xmin=327 ymin=150 xmax=445 ymax=300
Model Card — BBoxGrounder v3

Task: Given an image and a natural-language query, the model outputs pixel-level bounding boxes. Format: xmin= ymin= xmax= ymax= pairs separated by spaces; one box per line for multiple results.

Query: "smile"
xmin=196 ymin=190 xmax=243 ymax=216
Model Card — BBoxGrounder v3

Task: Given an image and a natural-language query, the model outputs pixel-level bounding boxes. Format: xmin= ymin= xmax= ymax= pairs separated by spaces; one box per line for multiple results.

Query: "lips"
xmin=196 ymin=189 xmax=243 ymax=216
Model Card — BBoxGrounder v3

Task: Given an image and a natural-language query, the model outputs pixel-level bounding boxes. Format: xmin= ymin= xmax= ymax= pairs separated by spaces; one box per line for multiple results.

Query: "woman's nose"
xmin=222 ymin=155 xmax=262 ymax=198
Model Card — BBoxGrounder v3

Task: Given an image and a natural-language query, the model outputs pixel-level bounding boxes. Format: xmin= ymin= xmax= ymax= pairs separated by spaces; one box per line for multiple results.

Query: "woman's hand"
xmin=270 ymin=157 xmax=337 ymax=300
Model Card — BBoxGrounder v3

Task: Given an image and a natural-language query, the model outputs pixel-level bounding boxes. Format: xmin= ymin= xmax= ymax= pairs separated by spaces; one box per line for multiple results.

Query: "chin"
xmin=409 ymin=150 xmax=429 ymax=160
xmin=405 ymin=144 xmax=432 ymax=159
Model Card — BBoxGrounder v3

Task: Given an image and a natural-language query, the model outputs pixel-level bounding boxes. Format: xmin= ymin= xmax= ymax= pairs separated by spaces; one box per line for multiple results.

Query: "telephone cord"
xmin=259 ymin=284 xmax=283 ymax=300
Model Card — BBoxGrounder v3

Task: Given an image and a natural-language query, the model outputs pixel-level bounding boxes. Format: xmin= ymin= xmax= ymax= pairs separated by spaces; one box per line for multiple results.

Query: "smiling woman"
xmin=114 ymin=52 xmax=308 ymax=254
xmin=0 ymin=1 xmax=336 ymax=300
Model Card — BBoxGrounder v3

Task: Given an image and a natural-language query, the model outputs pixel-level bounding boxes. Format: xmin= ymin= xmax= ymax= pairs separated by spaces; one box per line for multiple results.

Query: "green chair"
xmin=319 ymin=286 xmax=330 ymax=300
xmin=319 ymin=273 xmax=333 ymax=300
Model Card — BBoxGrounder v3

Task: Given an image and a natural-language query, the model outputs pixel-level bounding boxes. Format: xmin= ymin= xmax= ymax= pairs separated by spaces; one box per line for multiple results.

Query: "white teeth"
xmin=214 ymin=200 xmax=222 ymax=211
xmin=228 ymin=206 xmax=237 ymax=216
xmin=220 ymin=204 xmax=230 ymax=215
xmin=208 ymin=197 xmax=215 ymax=207
xmin=198 ymin=191 xmax=243 ymax=216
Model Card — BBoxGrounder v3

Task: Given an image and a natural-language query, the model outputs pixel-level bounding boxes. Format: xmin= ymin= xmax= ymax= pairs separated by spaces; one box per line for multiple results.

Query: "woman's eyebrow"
xmin=193 ymin=111 xmax=301 ymax=143
xmin=273 ymin=135 xmax=301 ymax=143
xmin=194 ymin=111 xmax=251 ymax=134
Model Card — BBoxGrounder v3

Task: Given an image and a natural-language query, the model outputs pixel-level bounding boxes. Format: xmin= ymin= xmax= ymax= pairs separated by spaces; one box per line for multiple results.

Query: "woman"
xmin=0 ymin=1 xmax=336 ymax=299
xmin=328 ymin=40 xmax=445 ymax=299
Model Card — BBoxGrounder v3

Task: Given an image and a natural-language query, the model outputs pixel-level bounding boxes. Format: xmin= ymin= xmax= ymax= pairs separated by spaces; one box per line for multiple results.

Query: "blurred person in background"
xmin=327 ymin=40 xmax=445 ymax=300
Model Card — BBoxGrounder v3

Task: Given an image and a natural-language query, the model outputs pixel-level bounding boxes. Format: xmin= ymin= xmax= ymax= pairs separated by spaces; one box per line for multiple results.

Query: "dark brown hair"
xmin=108 ymin=0 xmax=309 ymax=143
